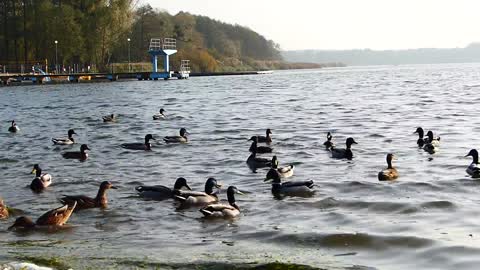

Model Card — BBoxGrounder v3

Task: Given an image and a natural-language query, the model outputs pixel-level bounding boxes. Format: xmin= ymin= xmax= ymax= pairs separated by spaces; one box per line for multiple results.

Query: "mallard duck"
xmin=465 ymin=149 xmax=480 ymax=178
xmin=164 ymin=128 xmax=189 ymax=143
xmin=62 ymin=144 xmax=90 ymax=160
xmin=264 ymin=169 xmax=314 ymax=196
xmin=136 ymin=177 xmax=192 ymax=200
xmin=249 ymin=136 xmax=273 ymax=153
xmin=414 ymin=127 xmax=428 ymax=147
xmin=423 ymin=131 xmax=440 ymax=154
xmin=60 ymin=181 xmax=117 ymax=211
xmin=0 ymin=198 xmax=8 ymax=219
xmin=323 ymin=132 xmax=334 ymax=150
xmin=256 ymin=129 xmax=273 ymax=144
xmin=30 ymin=164 xmax=52 ymax=192
xmin=8 ymin=202 xmax=76 ymax=230
xmin=121 ymin=134 xmax=155 ymax=151
xmin=378 ymin=153 xmax=398 ymax=181
xmin=266 ymin=156 xmax=294 ymax=179
xmin=331 ymin=137 xmax=357 ymax=160
xmin=200 ymin=186 xmax=244 ymax=218
xmin=52 ymin=129 xmax=76 ymax=145
xmin=175 ymin=178 xmax=221 ymax=207
xmin=8 ymin=120 xmax=19 ymax=133
xmin=153 ymin=108 xmax=166 ymax=120
xmin=103 ymin=114 xmax=116 ymax=122
xmin=246 ymin=151 xmax=272 ymax=169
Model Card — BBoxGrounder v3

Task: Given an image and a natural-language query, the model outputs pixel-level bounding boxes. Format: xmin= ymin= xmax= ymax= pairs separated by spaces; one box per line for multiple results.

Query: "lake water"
xmin=1 ymin=64 xmax=480 ymax=269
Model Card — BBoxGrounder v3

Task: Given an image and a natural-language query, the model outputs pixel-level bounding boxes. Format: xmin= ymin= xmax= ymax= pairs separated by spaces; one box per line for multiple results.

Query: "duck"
xmin=174 ymin=178 xmax=221 ymax=207
xmin=246 ymin=151 xmax=272 ymax=169
xmin=323 ymin=132 xmax=334 ymax=150
xmin=249 ymin=136 xmax=273 ymax=154
xmin=102 ymin=114 xmax=116 ymax=122
xmin=423 ymin=131 xmax=440 ymax=154
xmin=52 ymin=129 xmax=77 ymax=145
xmin=331 ymin=137 xmax=357 ymax=160
xmin=135 ymin=177 xmax=192 ymax=200
xmin=414 ymin=127 xmax=428 ymax=147
xmin=8 ymin=201 xmax=76 ymax=230
xmin=264 ymin=169 xmax=314 ymax=196
xmin=0 ymin=198 xmax=8 ymax=219
xmin=62 ymin=144 xmax=90 ymax=161
xmin=266 ymin=156 xmax=294 ymax=179
xmin=121 ymin=134 xmax=155 ymax=151
xmin=254 ymin=129 xmax=272 ymax=144
xmin=200 ymin=186 xmax=244 ymax=218
xmin=153 ymin=108 xmax=166 ymax=120
xmin=465 ymin=149 xmax=480 ymax=178
xmin=378 ymin=153 xmax=399 ymax=181
xmin=30 ymin=164 xmax=52 ymax=192
xmin=60 ymin=181 xmax=117 ymax=211
xmin=164 ymin=128 xmax=189 ymax=143
xmin=8 ymin=120 xmax=19 ymax=133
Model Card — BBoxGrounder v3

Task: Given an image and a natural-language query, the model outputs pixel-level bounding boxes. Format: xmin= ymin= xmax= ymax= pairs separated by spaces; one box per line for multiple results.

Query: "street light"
xmin=54 ymin=40 xmax=58 ymax=74
xmin=127 ymin=38 xmax=131 ymax=72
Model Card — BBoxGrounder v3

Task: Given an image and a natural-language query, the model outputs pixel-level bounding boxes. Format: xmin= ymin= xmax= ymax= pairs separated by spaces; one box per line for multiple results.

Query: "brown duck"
xmin=8 ymin=201 xmax=76 ymax=230
xmin=0 ymin=198 xmax=9 ymax=219
xmin=60 ymin=181 xmax=117 ymax=211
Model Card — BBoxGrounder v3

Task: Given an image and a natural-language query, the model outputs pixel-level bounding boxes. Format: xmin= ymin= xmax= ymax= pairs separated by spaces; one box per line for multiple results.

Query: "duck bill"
xmin=110 ymin=186 xmax=118 ymax=189
xmin=237 ymin=190 xmax=245 ymax=195
xmin=215 ymin=183 xmax=222 ymax=188
xmin=264 ymin=178 xmax=273 ymax=182
xmin=30 ymin=169 xmax=36 ymax=175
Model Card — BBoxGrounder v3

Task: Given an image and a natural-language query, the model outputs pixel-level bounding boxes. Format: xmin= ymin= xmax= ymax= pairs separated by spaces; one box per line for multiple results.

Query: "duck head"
xmin=160 ymin=108 xmax=165 ymax=114
xmin=386 ymin=153 xmax=396 ymax=169
xmin=466 ymin=149 xmax=479 ymax=164
xmin=8 ymin=216 xmax=36 ymax=230
xmin=80 ymin=144 xmax=90 ymax=152
xmin=68 ymin=129 xmax=76 ymax=138
xmin=346 ymin=137 xmax=357 ymax=148
xmin=264 ymin=169 xmax=281 ymax=183
xmin=145 ymin=134 xmax=155 ymax=143
xmin=266 ymin=129 xmax=272 ymax=136
xmin=414 ymin=127 xmax=424 ymax=138
xmin=271 ymin=156 xmax=279 ymax=169
xmin=180 ymin=128 xmax=189 ymax=137
xmin=426 ymin=131 xmax=434 ymax=142
xmin=10 ymin=120 xmax=16 ymax=127
xmin=31 ymin=164 xmax=42 ymax=177
xmin=173 ymin=177 xmax=191 ymax=190
xmin=226 ymin=186 xmax=244 ymax=207
xmin=327 ymin=132 xmax=333 ymax=141
xmin=205 ymin=178 xmax=222 ymax=194
xmin=100 ymin=181 xmax=117 ymax=190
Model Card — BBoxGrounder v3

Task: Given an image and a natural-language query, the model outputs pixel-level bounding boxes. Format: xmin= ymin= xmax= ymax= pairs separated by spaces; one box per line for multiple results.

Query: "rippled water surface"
xmin=2 ymin=64 xmax=480 ymax=269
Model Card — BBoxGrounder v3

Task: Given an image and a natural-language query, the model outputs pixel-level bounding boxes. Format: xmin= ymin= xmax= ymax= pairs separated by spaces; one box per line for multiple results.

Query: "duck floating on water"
xmin=200 ymin=186 xmax=244 ymax=218
xmin=153 ymin=108 xmax=166 ymax=120
xmin=249 ymin=136 xmax=273 ymax=154
xmin=0 ymin=198 xmax=8 ymax=219
xmin=175 ymin=178 xmax=221 ymax=207
xmin=253 ymin=129 xmax=272 ymax=144
xmin=423 ymin=130 xmax=440 ymax=154
xmin=102 ymin=114 xmax=116 ymax=123
xmin=62 ymin=144 xmax=90 ymax=161
xmin=60 ymin=181 xmax=117 ymax=211
xmin=30 ymin=164 xmax=52 ymax=192
xmin=323 ymin=132 xmax=334 ymax=150
xmin=465 ymin=149 xmax=480 ymax=178
xmin=264 ymin=169 xmax=314 ymax=196
xmin=331 ymin=137 xmax=357 ymax=160
xmin=8 ymin=120 xmax=19 ymax=133
xmin=265 ymin=156 xmax=294 ymax=179
xmin=378 ymin=153 xmax=398 ymax=181
xmin=136 ymin=177 xmax=192 ymax=200
xmin=164 ymin=128 xmax=189 ymax=143
xmin=246 ymin=151 xmax=272 ymax=171
xmin=121 ymin=134 xmax=155 ymax=151
xmin=8 ymin=202 xmax=76 ymax=230
xmin=52 ymin=129 xmax=76 ymax=145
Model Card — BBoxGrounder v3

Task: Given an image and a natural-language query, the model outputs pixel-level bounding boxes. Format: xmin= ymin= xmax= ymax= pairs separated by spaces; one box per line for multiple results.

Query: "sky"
xmin=144 ymin=0 xmax=480 ymax=51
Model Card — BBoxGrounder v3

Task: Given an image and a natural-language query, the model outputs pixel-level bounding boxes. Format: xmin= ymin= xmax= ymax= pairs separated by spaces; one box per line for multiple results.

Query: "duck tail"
xmin=135 ymin=186 xmax=145 ymax=192
xmin=52 ymin=138 xmax=58 ymax=144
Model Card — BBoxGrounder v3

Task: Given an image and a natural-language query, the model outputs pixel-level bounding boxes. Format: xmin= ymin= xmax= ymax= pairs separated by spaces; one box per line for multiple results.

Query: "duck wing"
xmin=331 ymin=147 xmax=347 ymax=158
xmin=36 ymin=202 xmax=76 ymax=226
xmin=121 ymin=143 xmax=148 ymax=150
xmin=256 ymin=146 xmax=273 ymax=153
xmin=163 ymin=136 xmax=186 ymax=143
xmin=60 ymin=195 xmax=96 ymax=210
xmin=52 ymin=138 xmax=74 ymax=145
xmin=153 ymin=114 xmax=165 ymax=120
xmin=282 ymin=180 xmax=314 ymax=189
xmin=200 ymin=203 xmax=236 ymax=216
xmin=135 ymin=185 xmax=172 ymax=200
xmin=62 ymin=151 xmax=83 ymax=159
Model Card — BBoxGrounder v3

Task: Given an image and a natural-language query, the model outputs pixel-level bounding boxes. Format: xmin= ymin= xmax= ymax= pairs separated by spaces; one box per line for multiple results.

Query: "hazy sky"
xmin=145 ymin=0 xmax=480 ymax=51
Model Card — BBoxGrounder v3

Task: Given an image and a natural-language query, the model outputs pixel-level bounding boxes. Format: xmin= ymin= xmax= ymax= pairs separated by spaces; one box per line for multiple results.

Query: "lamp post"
xmin=54 ymin=40 xmax=58 ymax=74
xmin=127 ymin=38 xmax=131 ymax=72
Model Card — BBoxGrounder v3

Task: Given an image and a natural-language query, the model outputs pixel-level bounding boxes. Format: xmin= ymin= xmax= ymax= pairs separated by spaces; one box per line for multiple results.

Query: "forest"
xmin=0 ymin=1 xmax=288 ymax=73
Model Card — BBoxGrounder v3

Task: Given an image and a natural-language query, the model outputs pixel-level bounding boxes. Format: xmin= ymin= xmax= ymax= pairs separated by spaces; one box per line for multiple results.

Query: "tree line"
xmin=0 ymin=1 xmax=282 ymax=72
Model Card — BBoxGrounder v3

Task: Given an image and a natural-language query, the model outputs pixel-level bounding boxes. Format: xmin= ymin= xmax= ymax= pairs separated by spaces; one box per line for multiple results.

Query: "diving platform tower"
xmin=146 ymin=38 xmax=177 ymax=80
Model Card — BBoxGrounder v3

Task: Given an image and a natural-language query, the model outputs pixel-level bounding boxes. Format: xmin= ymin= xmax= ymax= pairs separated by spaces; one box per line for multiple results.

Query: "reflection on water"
xmin=1 ymin=64 xmax=480 ymax=269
